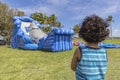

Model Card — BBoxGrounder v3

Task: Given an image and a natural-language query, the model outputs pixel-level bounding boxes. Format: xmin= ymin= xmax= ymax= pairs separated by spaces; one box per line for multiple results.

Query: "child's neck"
xmin=86 ymin=42 xmax=99 ymax=48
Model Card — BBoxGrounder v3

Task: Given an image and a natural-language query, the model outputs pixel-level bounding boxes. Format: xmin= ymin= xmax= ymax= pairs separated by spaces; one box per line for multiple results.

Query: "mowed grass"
xmin=0 ymin=46 xmax=75 ymax=80
xmin=0 ymin=39 xmax=120 ymax=80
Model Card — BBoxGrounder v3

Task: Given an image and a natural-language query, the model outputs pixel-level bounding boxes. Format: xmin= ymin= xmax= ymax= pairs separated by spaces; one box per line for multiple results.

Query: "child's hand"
xmin=72 ymin=41 xmax=79 ymax=46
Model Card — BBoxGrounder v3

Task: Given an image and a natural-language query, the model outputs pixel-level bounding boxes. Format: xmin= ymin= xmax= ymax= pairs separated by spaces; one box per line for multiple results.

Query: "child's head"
xmin=79 ymin=14 xmax=109 ymax=43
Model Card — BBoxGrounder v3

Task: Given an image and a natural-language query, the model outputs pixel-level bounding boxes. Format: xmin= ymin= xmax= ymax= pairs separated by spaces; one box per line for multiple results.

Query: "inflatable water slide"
xmin=10 ymin=16 xmax=74 ymax=51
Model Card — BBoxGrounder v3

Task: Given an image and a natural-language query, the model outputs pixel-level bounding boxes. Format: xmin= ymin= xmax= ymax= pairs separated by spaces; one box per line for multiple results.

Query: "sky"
xmin=1 ymin=0 xmax=120 ymax=37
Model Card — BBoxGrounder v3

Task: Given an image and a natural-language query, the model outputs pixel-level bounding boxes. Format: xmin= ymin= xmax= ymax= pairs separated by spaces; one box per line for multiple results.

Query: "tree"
xmin=30 ymin=13 xmax=61 ymax=28
xmin=30 ymin=12 xmax=62 ymax=33
xmin=13 ymin=9 xmax=24 ymax=16
xmin=48 ymin=14 xmax=56 ymax=27
xmin=31 ymin=13 xmax=47 ymax=26
xmin=0 ymin=1 xmax=25 ymax=44
xmin=73 ymin=24 xmax=79 ymax=34
xmin=41 ymin=27 xmax=51 ymax=34
xmin=48 ymin=14 xmax=61 ymax=27
xmin=106 ymin=16 xmax=114 ymax=39
xmin=55 ymin=21 xmax=61 ymax=27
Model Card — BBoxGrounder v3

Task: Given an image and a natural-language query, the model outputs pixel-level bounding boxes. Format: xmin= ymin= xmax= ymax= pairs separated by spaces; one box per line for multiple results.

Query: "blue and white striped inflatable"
xmin=38 ymin=28 xmax=74 ymax=51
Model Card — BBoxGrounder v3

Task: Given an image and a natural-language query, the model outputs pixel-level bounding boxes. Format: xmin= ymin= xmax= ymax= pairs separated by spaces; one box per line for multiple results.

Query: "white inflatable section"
xmin=29 ymin=22 xmax=46 ymax=41
xmin=21 ymin=22 xmax=46 ymax=42
xmin=21 ymin=22 xmax=31 ymax=35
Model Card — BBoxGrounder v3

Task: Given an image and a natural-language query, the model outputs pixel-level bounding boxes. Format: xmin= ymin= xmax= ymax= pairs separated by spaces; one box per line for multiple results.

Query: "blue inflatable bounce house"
xmin=10 ymin=16 xmax=74 ymax=51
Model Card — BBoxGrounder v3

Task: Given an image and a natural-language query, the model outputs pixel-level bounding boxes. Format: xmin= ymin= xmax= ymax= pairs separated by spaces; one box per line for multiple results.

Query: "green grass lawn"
xmin=0 ymin=39 xmax=120 ymax=80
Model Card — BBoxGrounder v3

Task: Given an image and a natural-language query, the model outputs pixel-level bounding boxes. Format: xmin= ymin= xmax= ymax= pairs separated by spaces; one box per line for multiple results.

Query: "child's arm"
xmin=71 ymin=47 xmax=81 ymax=71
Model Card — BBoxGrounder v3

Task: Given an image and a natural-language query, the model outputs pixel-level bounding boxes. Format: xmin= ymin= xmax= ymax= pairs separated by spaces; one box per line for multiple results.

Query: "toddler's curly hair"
xmin=79 ymin=14 xmax=109 ymax=42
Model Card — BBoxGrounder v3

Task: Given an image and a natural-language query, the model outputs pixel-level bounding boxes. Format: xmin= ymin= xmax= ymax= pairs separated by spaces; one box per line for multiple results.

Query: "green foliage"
xmin=30 ymin=13 xmax=47 ymax=24
xmin=73 ymin=24 xmax=79 ymax=34
xmin=41 ymin=27 xmax=52 ymax=34
xmin=30 ymin=12 xmax=61 ymax=32
xmin=106 ymin=16 xmax=114 ymax=39
xmin=0 ymin=1 xmax=25 ymax=44
xmin=106 ymin=16 xmax=113 ymax=22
